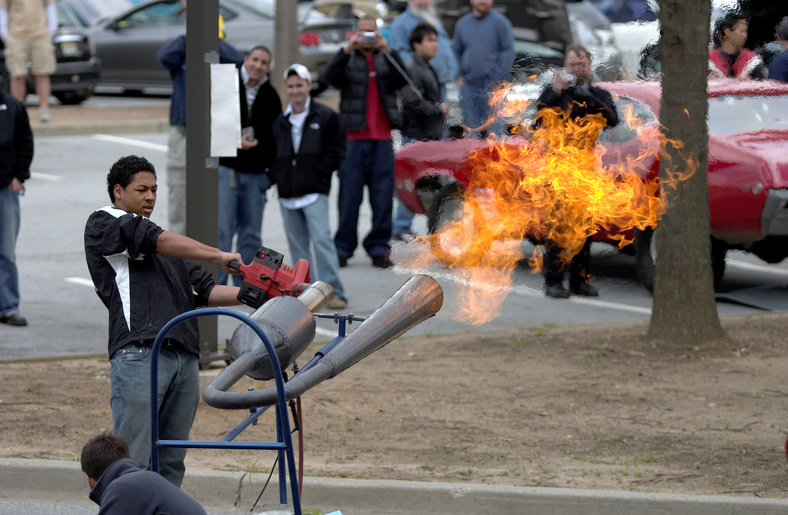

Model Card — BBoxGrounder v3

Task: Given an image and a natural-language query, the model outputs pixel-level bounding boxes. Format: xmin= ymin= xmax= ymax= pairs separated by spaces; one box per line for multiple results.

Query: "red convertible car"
xmin=394 ymin=79 xmax=788 ymax=290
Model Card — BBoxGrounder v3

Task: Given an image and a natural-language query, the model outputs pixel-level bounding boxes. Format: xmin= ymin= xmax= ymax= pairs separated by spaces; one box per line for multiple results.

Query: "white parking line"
xmin=395 ymin=266 xmax=653 ymax=315
xmin=93 ymin=134 xmax=168 ymax=152
xmin=65 ymin=277 xmax=95 ymax=288
xmin=30 ymin=172 xmax=64 ymax=182
xmin=727 ymin=259 xmax=788 ymax=277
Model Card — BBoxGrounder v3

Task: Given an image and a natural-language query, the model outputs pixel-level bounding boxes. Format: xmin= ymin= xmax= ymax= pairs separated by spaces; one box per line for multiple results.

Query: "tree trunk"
xmin=647 ymin=0 xmax=727 ymax=343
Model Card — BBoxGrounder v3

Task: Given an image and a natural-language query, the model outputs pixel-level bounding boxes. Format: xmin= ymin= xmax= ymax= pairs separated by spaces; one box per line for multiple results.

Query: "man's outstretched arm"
xmin=156 ymin=231 xmax=242 ymax=274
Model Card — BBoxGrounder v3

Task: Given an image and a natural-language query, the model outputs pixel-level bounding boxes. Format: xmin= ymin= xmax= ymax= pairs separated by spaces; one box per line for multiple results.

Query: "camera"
xmin=360 ymin=32 xmax=377 ymax=43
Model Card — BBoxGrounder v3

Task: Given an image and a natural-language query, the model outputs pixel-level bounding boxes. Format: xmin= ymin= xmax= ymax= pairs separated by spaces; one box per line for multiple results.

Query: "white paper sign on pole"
xmin=210 ymin=63 xmax=241 ymax=157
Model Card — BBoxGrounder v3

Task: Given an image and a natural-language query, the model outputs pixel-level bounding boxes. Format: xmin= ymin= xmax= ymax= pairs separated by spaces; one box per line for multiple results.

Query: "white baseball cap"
xmin=284 ymin=63 xmax=312 ymax=83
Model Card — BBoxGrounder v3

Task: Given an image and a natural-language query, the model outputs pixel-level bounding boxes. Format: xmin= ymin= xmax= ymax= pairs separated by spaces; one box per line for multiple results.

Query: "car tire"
xmin=54 ymin=91 xmax=92 ymax=105
xmin=426 ymin=183 xmax=490 ymax=267
xmin=634 ymin=226 xmax=657 ymax=292
xmin=634 ymin=226 xmax=726 ymax=292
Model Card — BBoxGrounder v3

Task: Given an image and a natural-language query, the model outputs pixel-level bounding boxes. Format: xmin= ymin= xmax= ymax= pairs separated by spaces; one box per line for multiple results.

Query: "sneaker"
xmin=570 ymin=282 xmax=599 ymax=297
xmin=544 ymin=282 xmax=570 ymax=299
xmin=39 ymin=108 xmax=50 ymax=123
xmin=372 ymin=253 xmax=393 ymax=269
xmin=338 ymin=256 xmax=348 ymax=268
xmin=0 ymin=313 xmax=28 ymax=326
xmin=327 ymin=296 xmax=347 ymax=310
xmin=391 ymin=231 xmax=417 ymax=243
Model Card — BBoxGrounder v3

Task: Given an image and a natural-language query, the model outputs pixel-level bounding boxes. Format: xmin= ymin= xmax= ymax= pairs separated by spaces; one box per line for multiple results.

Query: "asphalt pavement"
xmin=4 ymin=95 xmax=788 ymax=514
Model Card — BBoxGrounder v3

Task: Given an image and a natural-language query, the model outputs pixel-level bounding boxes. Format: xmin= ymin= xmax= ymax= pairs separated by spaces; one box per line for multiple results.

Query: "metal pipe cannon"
xmin=202 ymin=275 xmax=443 ymax=409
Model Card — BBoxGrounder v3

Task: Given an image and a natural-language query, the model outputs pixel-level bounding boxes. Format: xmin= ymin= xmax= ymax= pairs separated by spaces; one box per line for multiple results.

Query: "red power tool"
xmin=229 ymin=246 xmax=311 ymax=308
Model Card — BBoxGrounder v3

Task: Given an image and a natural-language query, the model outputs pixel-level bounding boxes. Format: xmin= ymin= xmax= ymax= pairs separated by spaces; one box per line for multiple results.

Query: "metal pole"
xmin=273 ymin=0 xmax=300 ymax=100
xmin=185 ymin=1 xmax=221 ymax=365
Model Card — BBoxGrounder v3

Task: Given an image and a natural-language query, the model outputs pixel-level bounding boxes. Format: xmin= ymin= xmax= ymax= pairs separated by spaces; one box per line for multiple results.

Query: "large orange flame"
xmin=399 ymin=82 xmax=696 ymax=325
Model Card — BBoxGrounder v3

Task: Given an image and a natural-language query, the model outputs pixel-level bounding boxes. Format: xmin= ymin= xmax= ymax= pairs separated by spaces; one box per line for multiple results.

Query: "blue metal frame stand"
xmin=149 ymin=308 xmax=364 ymax=514
xmin=150 ymin=308 xmax=301 ymax=513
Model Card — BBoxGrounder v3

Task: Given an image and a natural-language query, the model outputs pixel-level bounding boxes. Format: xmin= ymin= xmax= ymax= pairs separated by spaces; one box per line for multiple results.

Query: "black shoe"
xmin=544 ymin=283 xmax=570 ymax=299
xmin=372 ymin=254 xmax=393 ymax=269
xmin=570 ymin=282 xmax=599 ymax=297
xmin=0 ymin=313 xmax=27 ymax=326
xmin=338 ymin=256 xmax=348 ymax=268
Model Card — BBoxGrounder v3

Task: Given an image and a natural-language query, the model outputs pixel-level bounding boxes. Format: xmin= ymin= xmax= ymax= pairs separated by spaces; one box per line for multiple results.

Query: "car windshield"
xmin=708 ymin=95 xmax=788 ymax=135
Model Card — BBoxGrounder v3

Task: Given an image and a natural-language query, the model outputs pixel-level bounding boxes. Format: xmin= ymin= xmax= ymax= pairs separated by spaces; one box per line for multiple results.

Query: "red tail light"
xmin=299 ymin=33 xmax=321 ymax=47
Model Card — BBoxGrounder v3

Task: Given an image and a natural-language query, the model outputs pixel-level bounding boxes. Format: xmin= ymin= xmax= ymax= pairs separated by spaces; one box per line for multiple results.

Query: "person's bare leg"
xmin=34 ymin=75 xmax=52 ymax=122
xmin=10 ymin=76 xmax=27 ymax=103
xmin=34 ymin=75 xmax=51 ymax=108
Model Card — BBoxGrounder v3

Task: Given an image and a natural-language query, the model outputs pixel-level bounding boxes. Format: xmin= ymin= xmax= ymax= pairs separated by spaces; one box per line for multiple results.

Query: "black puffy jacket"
xmin=321 ymin=48 xmax=408 ymax=131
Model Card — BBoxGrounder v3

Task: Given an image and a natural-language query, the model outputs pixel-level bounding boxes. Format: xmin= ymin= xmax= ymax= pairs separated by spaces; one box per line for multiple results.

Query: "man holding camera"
xmin=535 ymin=44 xmax=618 ymax=299
xmin=321 ymin=16 xmax=408 ymax=269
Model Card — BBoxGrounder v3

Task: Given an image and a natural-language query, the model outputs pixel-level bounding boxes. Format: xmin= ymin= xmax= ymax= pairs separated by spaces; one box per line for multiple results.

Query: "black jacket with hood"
xmin=0 ymin=90 xmax=33 ymax=189
xmin=89 ymin=458 xmax=207 ymax=515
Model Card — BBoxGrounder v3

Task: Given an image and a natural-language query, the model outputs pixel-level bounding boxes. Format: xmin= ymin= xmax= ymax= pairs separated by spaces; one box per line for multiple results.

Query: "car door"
xmin=89 ymin=0 xmax=186 ymax=91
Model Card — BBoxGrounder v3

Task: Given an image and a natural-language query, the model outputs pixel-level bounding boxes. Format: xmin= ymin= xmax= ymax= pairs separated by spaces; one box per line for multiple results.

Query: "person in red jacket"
xmin=708 ymin=12 xmax=767 ymax=79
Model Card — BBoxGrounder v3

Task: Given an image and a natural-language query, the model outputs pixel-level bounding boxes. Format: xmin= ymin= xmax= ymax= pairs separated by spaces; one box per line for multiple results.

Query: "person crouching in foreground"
xmin=81 ymin=430 xmax=207 ymax=514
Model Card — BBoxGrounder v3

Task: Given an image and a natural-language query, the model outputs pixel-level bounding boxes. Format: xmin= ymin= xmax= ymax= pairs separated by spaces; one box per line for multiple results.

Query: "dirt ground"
xmin=2 ymin=313 xmax=788 ymax=500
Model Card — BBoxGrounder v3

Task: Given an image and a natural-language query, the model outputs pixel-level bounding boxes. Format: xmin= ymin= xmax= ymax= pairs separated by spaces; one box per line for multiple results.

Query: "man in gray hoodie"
xmin=81 ymin=431 xmax=207 ymax=515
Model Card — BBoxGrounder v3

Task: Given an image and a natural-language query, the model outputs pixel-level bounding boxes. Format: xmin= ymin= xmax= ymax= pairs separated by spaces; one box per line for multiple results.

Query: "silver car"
xmin=82 ymin=0 xmax=351 ymax=94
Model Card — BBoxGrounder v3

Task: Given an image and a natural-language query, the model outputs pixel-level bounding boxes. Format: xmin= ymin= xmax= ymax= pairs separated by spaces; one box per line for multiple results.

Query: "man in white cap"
xmin=269 ymin=64 xmax=348 ymax=309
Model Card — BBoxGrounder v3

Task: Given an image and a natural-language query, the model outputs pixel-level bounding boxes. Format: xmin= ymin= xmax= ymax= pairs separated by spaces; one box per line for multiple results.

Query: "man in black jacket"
xmin=271 ymin=64 xmax=348 ymax=309
xmin=322 ymin=16 xmax=408 ymax=269
xmin=84 ymin=155 xmax=243 ymax=487
xmin=217 ymin=45 xmax=282 ymax=286
xmin=81 ymin=431 xmax=207 ymax=514
xmin=0 ymin=87 xmax=33 ymax=327
xmin=393 ymin=23 xmax=449 ymax=241
xmin=536 ymin=44 xmax=618 ymax=299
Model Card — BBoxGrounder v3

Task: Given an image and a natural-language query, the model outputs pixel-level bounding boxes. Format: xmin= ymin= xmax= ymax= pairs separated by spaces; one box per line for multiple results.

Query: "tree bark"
xmin=647 ymin=0 xmax=726 ymax=343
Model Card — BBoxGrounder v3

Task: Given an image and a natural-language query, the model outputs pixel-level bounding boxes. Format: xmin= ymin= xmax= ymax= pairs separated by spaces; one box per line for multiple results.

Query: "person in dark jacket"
xmin=708 ymin=12 xmax=767 ymax=79
xmin=84 ymin=155 xmax=243 ymax=487
xmin=217 ymin=45 xmax=282 ymax=286
xmin=271 ymin=64 xmax=348 ymax=309
xmin=321 ymin=15 xmax=408 ymax=269
xmin=81 ymin=431 xmax=207 ymax=515
xmin=769 ymin=17 xmax=788 ymax=82
xmin=393 ymin=22 xmax=449 ymax=241
xmin=156 ymin=32 xmax=245 ymax=235
xmin=535 ymin=45 xmax=619 ymax=299
xmin=0 ymin=87 xmax=33 ymax=327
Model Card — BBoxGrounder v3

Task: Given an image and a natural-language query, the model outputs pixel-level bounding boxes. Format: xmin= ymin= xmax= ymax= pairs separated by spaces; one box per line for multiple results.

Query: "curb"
xmin=2 ymin=458 xmax=788 ymax=514
xmin=31 ymin=118 xmax=170 ymax=138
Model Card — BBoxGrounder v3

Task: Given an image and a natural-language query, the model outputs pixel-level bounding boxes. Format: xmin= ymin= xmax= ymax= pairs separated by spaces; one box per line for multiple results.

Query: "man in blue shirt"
xmin=452 ymin=0 xmax=514 ymax=137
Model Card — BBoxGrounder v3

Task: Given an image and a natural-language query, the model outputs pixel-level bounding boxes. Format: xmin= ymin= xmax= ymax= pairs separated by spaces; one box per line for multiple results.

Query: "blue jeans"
xmin=280 ymin=195 xmax=346 ymax=301
xmin=392 ymin=200 xmax=415 ymax=235
xmin=334 ymin=139 xmax=394 ymax=259
xmin=218 ymin=165 xmax=270 ymax=285
xmin=460 ymin=82 xmax=499 ymax=136
xmin=393 ymin=135 xmax=415 ymax=236
xmin=110 ymin=344 xmax=200 ymax=488
xmin=0 ymin=187 xmax=21 ymax=317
